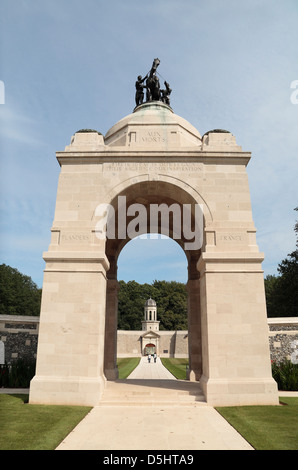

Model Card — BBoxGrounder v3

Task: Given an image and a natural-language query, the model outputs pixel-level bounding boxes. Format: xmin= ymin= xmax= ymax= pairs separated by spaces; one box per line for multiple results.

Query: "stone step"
xmin=99 ymin=380 xmax=207 ymax=406
xmin=99 ymin=398 xmax=207 ymax=407
xmin=101 ymin=393 xmax=203 ymax=400
xmin=103 ymin=389 xmax=200 ymax=396
xmin=99 ymin=397 xmax=206 ymax=406
xmin=99 ymin=401 xmax=206 ymax=407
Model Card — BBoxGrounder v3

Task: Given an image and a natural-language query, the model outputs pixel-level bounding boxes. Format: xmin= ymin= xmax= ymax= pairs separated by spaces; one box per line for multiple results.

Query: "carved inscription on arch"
xmin=141 ymin=130 xmax=166 ymax=143
xmin=60 ymin=233 xmax=91 ymax=243
xmin=217 ymin=232 xmax=246 ymax=244
xmin=103 ymin=162 xmax=203 ymax=172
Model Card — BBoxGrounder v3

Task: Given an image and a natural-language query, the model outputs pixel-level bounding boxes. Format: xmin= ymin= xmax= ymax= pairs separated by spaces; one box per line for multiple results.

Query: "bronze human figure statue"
xmin=135 ymin=74 xmax=148 ymax=107
xmin=161 ymin=81 xmax=172 ymax=106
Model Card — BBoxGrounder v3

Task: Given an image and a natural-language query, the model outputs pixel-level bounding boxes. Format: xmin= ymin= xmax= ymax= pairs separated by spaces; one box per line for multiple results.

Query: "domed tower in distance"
xmin=142 ymin=298 xmax=160 ymax=332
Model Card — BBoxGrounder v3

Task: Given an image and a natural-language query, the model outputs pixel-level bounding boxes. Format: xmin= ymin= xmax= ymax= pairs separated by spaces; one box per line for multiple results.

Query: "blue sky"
xmin=0 ymin=0 xmax=297 ymax=288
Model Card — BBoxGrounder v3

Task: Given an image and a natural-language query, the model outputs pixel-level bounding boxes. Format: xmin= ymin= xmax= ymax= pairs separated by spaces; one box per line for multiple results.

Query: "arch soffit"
xmin=103 ymin=173 xmax=213 ymax=224
xmin=102 ymin=174 xmax=209 ymax=270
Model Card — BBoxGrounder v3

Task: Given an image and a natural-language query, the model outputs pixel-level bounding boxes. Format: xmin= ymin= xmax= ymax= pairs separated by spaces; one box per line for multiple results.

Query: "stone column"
xmin=104 ymin=279 xmax=119 ymax=380
xmin=29 ymin=252 xmax=109 ymax=406
xmin=186 ymin=278 xmax=202 ymax=381
xmin=198 ymin=252 xmax=279 ymax=406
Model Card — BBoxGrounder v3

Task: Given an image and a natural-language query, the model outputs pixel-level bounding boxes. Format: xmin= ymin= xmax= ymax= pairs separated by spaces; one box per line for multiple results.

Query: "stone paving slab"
xmin=127 ymin=356 xmax=176 ymax=380
xmin=56 ymin=357 xmax=253 ymax=450
xmin=56 ymin=404 xmax=254 ymax=450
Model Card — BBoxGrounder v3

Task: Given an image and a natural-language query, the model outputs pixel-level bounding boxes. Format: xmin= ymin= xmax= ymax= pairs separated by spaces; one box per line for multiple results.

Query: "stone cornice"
xmin=56 ymin=150 xmax=251 ymax=166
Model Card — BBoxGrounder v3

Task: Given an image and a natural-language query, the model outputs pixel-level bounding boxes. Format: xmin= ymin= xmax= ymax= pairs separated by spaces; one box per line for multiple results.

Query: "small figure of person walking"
xmin=148 ymin=354 xmax=151 ymax=363
xmin=154 ymin=353 xmax=157 ymax=363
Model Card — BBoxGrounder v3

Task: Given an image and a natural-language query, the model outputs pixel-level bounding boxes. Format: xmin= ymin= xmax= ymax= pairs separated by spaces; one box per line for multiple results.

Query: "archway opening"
xmin=117 ymin=234 xmax=188 ymax=357
xmin=145 ymin=344 xmax=156 ymax=355
xmin=103 ymin=180 xmax=204 ymax=382
xmin=118 ymin=234 xmax=188 ymax=284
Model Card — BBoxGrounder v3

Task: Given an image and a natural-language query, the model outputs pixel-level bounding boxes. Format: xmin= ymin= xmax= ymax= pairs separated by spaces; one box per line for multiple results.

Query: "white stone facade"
xmin=142 ymin=298 xmax=160 ymax=332
xmin=29 ymin=101 xmax=279 ymax=406
xmin=117 ymin=330 xmax=188 ymax=358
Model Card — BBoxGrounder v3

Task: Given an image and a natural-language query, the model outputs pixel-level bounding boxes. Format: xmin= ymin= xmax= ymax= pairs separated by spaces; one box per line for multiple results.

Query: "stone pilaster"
xmin=29 ymin=252 xmax=109 ymax=406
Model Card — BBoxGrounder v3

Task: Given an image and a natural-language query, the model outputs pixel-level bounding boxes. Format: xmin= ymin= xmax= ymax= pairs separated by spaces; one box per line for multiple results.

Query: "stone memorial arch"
xmin=29 ymin=81 xmax=278 ymax=407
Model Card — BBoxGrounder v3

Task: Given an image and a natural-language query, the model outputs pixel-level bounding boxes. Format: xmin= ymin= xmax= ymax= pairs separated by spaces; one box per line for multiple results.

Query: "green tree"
xmin=117 ymin=280 xmax=147 ymax=330
xmin=117 ymin=279 xmax=188 ymax=330
xmin=264 ymin=274 xmax=279 ymax=316
xmin=0 ymin=264 xmax=41 ymax=316
xmin=265 ymin=208 xmax=298 ymax=317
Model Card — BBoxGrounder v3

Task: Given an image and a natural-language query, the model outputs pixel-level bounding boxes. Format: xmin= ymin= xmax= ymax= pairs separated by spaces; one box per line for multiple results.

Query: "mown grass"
xmin=0 ymin=394 xmax=91 ymax=450
xmin=160 ymin=357 xmax=188 ymax=379
xmin=0 ymin=358 xmax=140 ymax=450
xmin=117 ymin=357 xmax=141 ymax=378
xmin=216 ymin=397 xmax=298 ymax=450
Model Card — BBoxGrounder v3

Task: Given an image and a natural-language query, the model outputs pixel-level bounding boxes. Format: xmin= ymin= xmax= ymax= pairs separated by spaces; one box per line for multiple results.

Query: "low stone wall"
xmin=0 ymin=315 xmax=39 ymax=363
xmin=117 ymin=330 xmax=188 ymax=357
xmin=268 ymin=317 xmax=298 ymax=364
xmin=1 ymin=314 xmax=297 ymax=364
xmin=117 ymin=331 xmax=143 ymax=357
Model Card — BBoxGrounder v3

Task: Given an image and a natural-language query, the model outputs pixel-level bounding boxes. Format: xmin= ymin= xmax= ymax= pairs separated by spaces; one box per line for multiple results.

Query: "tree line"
xmin=0 ymin=264 xmax=41 ymax=316
xmin=264 ymin=208 xmax=298 ymax=317
xmin=117 ymin=279 xmax=188 ymax=330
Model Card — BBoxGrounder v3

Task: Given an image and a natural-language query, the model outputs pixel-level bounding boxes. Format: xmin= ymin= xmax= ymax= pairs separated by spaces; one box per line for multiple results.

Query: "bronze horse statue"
xmin=135 ymin=59 xmax=171 ymax=106
xmin=146 ymin=58 xmax=161 ymax=101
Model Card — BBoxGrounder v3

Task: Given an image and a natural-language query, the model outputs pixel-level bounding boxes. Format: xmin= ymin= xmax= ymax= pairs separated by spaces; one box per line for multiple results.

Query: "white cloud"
xmin=0 ymin=105 xmax=44 ymax=146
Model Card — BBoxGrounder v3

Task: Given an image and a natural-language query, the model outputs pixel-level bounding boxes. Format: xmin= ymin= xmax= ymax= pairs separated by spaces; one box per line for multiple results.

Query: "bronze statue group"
xmin=135 ymin=58 xmax=172 ymax=107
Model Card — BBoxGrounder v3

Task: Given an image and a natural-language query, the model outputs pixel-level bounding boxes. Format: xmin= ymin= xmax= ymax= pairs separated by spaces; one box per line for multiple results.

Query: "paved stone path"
xmin=127 ymin=356 xmax=177 ymax=380
xmin=56 ymin=357 xmax=254 ymax=450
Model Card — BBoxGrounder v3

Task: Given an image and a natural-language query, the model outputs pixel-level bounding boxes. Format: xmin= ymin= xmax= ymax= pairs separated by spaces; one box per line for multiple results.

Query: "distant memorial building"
xmin=117 ymin=297 xmax=188 ymax=359
xmin=142 ymin=298 xmax=159 ymax=332
xmin=29 ymin=59 xmax=279 ymax=407
xmin=142 ymin=298 xmax=160 ymax=356
xmin=142 ymin=298 xmax=160 ymax=355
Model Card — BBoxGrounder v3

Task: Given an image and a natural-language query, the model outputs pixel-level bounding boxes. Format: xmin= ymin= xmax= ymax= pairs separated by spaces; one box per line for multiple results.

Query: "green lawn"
xmin=161 ymin=357 xmax=189 ymax=379
xmin=0 ymin=358 xmax=140 ymax=450
xmin=117 ymin=357 xmax=141 ymax=378
xmin=0 ymin=394 xmax=91 ymax=450
xmin=216 ymin=397 xmax=298 ymax=450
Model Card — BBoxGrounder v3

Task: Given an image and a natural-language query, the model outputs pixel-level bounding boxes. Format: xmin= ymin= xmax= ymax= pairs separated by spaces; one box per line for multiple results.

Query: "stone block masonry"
xmin=0 ymin=315 xmax=39 ymax=363
xmin=268 ymin=318 xmax=298 ymax=364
